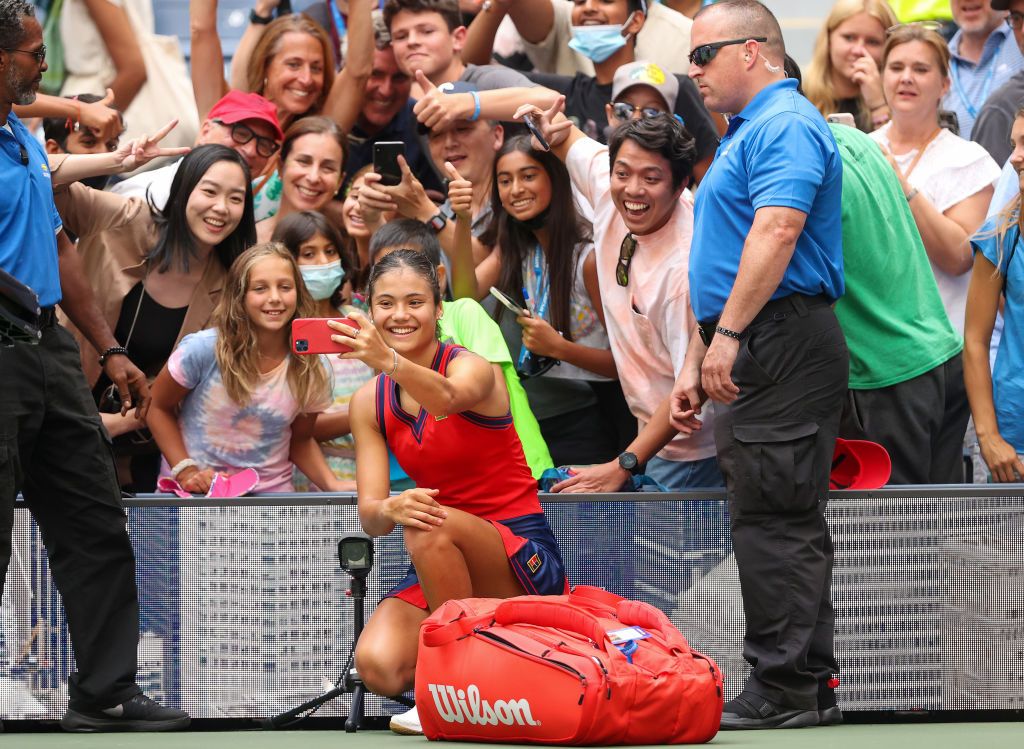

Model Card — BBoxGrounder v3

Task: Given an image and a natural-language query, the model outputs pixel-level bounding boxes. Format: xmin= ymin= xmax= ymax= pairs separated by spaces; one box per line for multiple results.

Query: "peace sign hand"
xmin=115 ymin=119 xmax=192 ymax=172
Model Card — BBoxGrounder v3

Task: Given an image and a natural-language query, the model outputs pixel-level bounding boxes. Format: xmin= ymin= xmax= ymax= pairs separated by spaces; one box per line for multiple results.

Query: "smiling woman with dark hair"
xmin=54 ymin=143 xmax=256 ymax=490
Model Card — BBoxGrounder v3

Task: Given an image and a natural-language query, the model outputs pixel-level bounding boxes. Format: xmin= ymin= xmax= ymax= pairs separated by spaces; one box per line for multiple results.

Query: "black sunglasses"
xmin=688 ymin=37 xmax=766 ymax=67
xmin=616 ymin=233 xmax=637 ymax=287
xmin=216 ymin=120 xmax=280 ymax=158
xmin=516 ymin=352 xmax=558 ymax=379
xmin=3 ymin=44 xmax=46 ymax=64
xmin=611 ymin=102 xmax=665 ymax=121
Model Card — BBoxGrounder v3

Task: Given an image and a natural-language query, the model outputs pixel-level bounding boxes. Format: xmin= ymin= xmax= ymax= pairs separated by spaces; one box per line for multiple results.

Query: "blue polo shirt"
xmin=690 ymin=78 xmax=844 ymax=323
xmin=0 ymin=111 xmax=62 ymax=307
xmin=943 ymin=23 xmax=1024 ymax=141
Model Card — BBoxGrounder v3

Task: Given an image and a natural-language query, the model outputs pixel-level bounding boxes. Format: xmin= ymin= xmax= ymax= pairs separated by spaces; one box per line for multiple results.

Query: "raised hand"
xmin=76 ymin=89 xmax=124 ymax=143
xmin=412 ymin=70 xmax=466 ymax=133
xmin=444 ymin=161 xmax=473 ymax=219
xmin=513 ymin=96 xmax=572 ymax=150
xmin=115 ymin=119 xmax=192 ymax=172
xmin=329 ymin=308 xmax=395 ymax=373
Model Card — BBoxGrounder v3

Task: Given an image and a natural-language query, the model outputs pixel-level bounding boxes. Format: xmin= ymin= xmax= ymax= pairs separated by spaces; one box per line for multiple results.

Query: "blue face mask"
xmin=568 ymin=22 xmax=634 ymax=63
xmin=300 ymin=260 xmax=345 ymax=301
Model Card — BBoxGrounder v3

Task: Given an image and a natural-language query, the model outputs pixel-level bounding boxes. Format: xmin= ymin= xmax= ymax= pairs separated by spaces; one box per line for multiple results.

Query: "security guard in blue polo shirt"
xmin=671 ymin=0 xmax=849 ymax=731
xmin=0 ymin=0 xmax=188 ymax=732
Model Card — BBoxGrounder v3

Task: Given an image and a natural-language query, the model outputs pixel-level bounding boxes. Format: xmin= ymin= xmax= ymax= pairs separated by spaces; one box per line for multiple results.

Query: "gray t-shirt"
xmin=460 ymin=63 xmax=536 ymax=90
xmin=972 ymin=69 xmax=1024 ymax=167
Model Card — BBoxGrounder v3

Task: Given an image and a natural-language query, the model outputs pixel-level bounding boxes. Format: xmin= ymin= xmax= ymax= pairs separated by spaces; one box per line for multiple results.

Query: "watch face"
xmin=430 ymin=214 xmax=446 ymax=231
xmin=619 ymin=452 xmax=638 ymax=471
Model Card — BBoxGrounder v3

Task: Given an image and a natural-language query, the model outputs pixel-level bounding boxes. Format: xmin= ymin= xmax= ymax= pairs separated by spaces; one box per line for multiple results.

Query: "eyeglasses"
xmin=215 ymin=120 xmax=280 ymax=158
xmin=688 ymin=37 xmax=766 ymax=67
xmin=1008 ymin=11 xmax=1024 ymax=31
xmin=611 ymin=102 xmax=666 ymax=121
xmin=616 ymin=233 xmax=637 ymax=287
xmin=3 ymin=44 xmax=46 ymax=64
xmin=885 ymin=20 xmax=944 ymax=36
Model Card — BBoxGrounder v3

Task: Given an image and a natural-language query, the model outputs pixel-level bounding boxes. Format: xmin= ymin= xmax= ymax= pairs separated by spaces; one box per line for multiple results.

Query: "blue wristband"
xmin=468 ymin=91 xmax=481 ymax=122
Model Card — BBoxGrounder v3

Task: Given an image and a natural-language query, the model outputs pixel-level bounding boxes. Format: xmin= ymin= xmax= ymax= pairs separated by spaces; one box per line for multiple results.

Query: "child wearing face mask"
xmin=273 ymin=211 xmax=374 ymax=490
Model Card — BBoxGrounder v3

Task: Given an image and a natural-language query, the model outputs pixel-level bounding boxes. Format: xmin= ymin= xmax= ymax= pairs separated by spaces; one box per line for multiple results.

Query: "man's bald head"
xmin=695 ymin=0 xmax=786 ymax=58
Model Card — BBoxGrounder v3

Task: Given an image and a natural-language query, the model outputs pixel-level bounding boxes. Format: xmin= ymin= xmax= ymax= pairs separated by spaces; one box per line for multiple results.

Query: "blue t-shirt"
xmin=690 ymin=78 xmax=844 ymax=322
xmin=0 ymin=112 xmax=63 ymax=307
xmin=971 ymin=217 xmax=1024 ymax=452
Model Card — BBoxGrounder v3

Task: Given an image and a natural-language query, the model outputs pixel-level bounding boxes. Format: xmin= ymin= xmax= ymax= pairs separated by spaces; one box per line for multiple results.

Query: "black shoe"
xmin=818 ymin=676 xmax=844 ymax=726
xmin=720 ymin=692 xmax=819 ymax=730
xmin=60 ymin=693 xmax=190 ymax=732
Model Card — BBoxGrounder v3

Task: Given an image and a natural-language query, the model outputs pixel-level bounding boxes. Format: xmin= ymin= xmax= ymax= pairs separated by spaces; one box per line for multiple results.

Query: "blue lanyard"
xmin=517 ymin=244 xmax=551 ymax=367
xmin=950 ymin=56 xmax=995 ymax=121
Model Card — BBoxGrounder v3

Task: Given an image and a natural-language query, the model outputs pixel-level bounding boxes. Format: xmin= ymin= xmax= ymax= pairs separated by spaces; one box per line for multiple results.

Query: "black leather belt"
xmin=697 ymin=293 xmax=830 ymax=347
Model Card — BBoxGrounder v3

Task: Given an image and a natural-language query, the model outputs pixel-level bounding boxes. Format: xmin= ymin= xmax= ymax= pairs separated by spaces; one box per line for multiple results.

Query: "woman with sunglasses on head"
xmin=804 ymin=0 xmax=899 ymax=132
xmin=869 ymin=24 xmax=1000 ymax=336
xmin=53 ymin=144 xmax=257 ymax=491
xmin=474 ymin=133 xmax=635 ymax=468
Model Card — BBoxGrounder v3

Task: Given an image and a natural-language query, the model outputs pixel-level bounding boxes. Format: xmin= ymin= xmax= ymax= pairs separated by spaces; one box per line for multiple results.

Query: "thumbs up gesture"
xmin=412 ymin=70 xmax=476 ymax=133
xmin=444 ymin=161 xmax=473 ymax=220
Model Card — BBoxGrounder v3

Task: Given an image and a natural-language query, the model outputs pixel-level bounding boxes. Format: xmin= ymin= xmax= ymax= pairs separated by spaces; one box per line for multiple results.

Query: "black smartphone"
xmin=521 ymin=113 xmax=550 ymax=152
xmin=373 ymin=141 xmax=405 ymax=187
xmin=938 ymin=109 xmax=960 ymax=136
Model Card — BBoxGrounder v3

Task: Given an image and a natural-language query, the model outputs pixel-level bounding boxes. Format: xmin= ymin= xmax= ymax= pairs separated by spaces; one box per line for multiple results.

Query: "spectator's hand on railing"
xmin=513 ymin=97 xmax=572 ymax=151
xmin=77 ymin=89 xmax=123 ymax=143
xmin=444 ymin=161 xmax=473 ymax=220
xmin=383 ymin=487 xmax=448 ymax=530
xmin=549 ymin=461 xmax=629 ymax=494
xmin=114 ymin=119 xmax=191 ymax=173
xmin=978 ymin=432 xmax=1024 ymax=483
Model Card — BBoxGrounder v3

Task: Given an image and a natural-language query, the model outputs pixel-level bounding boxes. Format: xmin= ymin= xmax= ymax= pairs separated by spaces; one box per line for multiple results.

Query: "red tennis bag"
xmin=414 ymin=586 xmax=723 ymax=744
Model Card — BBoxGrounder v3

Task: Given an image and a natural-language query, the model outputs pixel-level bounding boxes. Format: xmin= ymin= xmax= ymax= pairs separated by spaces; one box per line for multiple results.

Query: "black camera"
xmin=98 ymin=384 xmax=123 ymax=414
xmin=294 ymin=338 xmax=309 ymax=353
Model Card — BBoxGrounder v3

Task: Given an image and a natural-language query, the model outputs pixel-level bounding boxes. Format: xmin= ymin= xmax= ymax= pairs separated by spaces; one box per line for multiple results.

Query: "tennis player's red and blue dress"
xmin=376 ymin=342 xmax=567 ymax=608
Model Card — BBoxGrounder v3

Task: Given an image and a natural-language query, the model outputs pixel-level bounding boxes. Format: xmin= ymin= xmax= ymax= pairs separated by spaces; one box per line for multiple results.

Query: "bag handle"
xmin=493 ymin=598 xmax=608 ymax=644
xmin=615 ymin=599 xmax=690 ymax=650
xmin=420 ymin=612 xmax=494 ymax=648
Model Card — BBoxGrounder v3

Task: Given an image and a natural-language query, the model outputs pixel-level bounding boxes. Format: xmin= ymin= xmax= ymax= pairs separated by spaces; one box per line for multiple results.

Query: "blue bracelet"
xmin=468 ymin=91 xmax=481 ymax=122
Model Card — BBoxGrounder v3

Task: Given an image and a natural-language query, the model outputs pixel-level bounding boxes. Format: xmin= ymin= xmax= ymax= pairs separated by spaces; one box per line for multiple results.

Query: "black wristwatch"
xmin=427 ymin=212 xmax=448 ymax=232
xmin=618 ymin=451 xmax=642 ymax=476
xmin=249 ymin=8 xmax=274 ymax=25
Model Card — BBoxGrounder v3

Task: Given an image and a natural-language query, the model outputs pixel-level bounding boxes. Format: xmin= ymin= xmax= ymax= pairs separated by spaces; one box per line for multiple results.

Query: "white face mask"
xmin=299 ymin=260 xmax=344 ymax=301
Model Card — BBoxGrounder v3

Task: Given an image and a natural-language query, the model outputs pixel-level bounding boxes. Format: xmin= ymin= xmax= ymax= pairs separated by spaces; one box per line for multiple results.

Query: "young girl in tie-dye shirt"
xmin=148 ymin=244 xmax=344 ymax=494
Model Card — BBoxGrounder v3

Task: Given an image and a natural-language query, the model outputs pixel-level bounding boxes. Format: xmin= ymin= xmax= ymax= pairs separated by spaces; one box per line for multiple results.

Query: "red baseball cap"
xmin=206 ymin=90 xmax=284 ymax=142
xmin=830 ymin=438 xmax=891 ymax=490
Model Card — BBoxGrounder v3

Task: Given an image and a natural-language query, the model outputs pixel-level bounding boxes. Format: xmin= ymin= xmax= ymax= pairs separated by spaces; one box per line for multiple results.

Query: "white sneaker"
xmin=389 ymin=705 xmax=423 ymax=735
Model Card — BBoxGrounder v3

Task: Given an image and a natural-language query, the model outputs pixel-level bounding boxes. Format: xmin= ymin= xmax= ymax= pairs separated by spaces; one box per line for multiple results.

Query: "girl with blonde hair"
xmin=805 ymin=0 xmax=899 ymax=131
xmin=148 ymin=243 xmax=344 ymax=494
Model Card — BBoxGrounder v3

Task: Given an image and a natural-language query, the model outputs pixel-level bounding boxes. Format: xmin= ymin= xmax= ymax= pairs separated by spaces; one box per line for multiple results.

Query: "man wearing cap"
xmin=110 ymin=89 xmax=282 ymax=209
xmin=0 ymin=0 xmax=189 ymax=731
xmin=973 ymin=0 xmax=1024 ymax=164
xmin=674 ymin=0 xmax=847 ymax=730
xmin=462 ymin=1 xmax=719 ymax=175
xmin=943 ymin=0 xmax=1024 ymax=140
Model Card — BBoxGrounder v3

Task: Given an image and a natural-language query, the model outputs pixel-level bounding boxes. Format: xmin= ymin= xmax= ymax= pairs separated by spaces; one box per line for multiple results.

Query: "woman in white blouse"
xmin=870 ymin=24 xmax=1000 ymax=335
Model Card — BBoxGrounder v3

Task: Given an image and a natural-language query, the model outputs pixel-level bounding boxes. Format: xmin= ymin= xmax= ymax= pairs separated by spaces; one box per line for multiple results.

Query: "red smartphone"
xmin=291 ymin=317 xmax=358 ymax=355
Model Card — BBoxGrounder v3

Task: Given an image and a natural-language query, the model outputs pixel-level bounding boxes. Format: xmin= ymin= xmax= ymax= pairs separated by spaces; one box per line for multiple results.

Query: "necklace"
xmin=891 ymin=126 xmax=942 ymax=180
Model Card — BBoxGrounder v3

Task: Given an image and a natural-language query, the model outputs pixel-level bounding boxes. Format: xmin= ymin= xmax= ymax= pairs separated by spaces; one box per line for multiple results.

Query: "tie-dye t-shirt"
xmin=166 ymin=329 xmax=332 ymax=492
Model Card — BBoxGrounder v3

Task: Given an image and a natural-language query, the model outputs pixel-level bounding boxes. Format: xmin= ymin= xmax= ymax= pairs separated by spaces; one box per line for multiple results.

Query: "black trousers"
xmin=0 ymin=321 xmax=141 ymax=711
xmin=840 ymin=353 xmax=969 ymax=484
xmin=713 ymin=296 xmax=849 ymax=710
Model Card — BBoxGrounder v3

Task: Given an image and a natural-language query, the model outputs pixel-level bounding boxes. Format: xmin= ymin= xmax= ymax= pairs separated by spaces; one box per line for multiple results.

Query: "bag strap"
xmin=420 ymin=612 xmax=495 ymax=648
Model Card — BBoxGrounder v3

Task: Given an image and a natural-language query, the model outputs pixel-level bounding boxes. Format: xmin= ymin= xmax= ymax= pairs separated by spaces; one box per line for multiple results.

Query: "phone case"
xmin=489 ymin=287 xmax=527 ymax=316
xmin=291 ymin=317 xmax=358 ymax=355
xmin=373 ymin=141 xmax=405 ymax=186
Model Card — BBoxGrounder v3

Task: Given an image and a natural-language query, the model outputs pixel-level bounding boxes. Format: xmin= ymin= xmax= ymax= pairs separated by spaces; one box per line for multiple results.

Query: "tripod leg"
xmin=345 ymin=683 xmax=366 ymax=733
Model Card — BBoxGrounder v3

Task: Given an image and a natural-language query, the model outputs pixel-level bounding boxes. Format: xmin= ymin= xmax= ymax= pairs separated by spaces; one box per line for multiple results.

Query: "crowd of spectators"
xmin=4 ymin=0 xmax=1024 ymax=734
